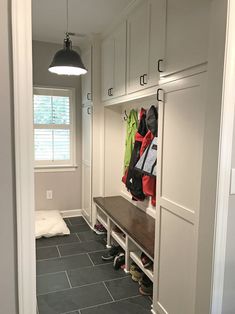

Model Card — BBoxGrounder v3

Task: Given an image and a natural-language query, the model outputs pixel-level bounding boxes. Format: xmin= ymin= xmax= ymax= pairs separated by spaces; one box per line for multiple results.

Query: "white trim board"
xmin=211 ymin=0 xmax=235 ymax=312
xmin=60 ymin=209 xmax=82 ymax=218
xmin=11 ymin=0 xmax=36 ymax=313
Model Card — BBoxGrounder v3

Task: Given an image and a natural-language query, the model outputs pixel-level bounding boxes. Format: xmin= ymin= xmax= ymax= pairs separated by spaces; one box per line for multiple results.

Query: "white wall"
xmin=33 ymin=40 xmax=82 ymax=211
xmin=0 ymin=0 xmax=18 ymax=313
xmin=222 ymin=109 xmax=235 ymax=314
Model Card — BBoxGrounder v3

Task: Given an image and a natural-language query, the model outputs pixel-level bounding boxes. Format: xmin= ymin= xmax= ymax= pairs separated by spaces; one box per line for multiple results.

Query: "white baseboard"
xmin=60 ymin=209 xmax=82 ymax=218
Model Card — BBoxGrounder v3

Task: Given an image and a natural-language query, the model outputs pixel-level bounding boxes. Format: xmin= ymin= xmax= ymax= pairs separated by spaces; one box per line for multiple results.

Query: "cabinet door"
xmin=82 ymin=105 xmax=92 ymax=164
xmin=148 ymin=0 xmax=166 ymax=87
xmin=81 ymin=47 xmax=92 ymax=103
xmin=113 ymin=21 xmax=126 ymax=98
xmin=101 ymin=37 xmax=115 ymax=101
xmin=163 ymin=0 xmax=210 ymax=77
xmin=153 ymin=73 xmax=206 ymax=314
xmin=127 ymin=1 xmax=149 ymax=94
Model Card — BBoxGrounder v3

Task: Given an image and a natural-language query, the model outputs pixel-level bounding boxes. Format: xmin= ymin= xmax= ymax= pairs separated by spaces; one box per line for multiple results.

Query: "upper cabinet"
xmin=162 ymin=0 xmax=210 ymax=77
xmin=101 ymin=21 xmax=126 ymax=101
xmin=127 ymin=0 xmax=166 ymax=94
xmin=82 ymin=47 xmax=92 ymax=104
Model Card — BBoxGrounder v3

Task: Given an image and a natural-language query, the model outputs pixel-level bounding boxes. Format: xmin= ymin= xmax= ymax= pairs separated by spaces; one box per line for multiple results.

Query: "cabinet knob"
xmin=157 ymin=88 xmax=164 ymax=102
xmin=157 ymin=59 xmax=164 ymax=73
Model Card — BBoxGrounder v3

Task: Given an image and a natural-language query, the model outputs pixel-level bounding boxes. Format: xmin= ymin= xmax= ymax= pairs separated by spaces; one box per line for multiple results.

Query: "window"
xmin=33 ymin=87 xmax=76 ymax=169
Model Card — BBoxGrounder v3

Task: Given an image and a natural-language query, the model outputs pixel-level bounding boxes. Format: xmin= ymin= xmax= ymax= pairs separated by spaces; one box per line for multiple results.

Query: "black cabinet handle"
xmin=87 ymin=107 xmax=92 ymax=115
xmin=87 ymin=92 xmax=92 ymax=100
xmin=157 ymin=59 xmax=164 ymax=73
xmin=108 ymin=88 xmax=110 ymax=96
xmin=143 ymin=74 xmax=148 ymax=85
xmin=109 ymin=88 xmax=113 ymax=96
xmin=140 ymin=75 xmax=144 ymax=86
xmin=157 ymin=88 xmax=163 ymax=102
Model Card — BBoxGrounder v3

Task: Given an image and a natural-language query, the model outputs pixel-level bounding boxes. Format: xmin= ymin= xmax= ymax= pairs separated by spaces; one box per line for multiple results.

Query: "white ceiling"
xmin=32 ymin=0 xmax=133 ymax=46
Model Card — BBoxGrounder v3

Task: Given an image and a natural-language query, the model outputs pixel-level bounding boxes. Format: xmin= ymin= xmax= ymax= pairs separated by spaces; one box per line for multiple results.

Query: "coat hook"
xmin=123 ymin=110 xmax=128 ymax=121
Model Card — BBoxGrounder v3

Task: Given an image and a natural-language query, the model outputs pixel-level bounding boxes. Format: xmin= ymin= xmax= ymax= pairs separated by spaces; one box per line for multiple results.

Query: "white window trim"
xmin=33 ymin=86 xmax=76 ymax=170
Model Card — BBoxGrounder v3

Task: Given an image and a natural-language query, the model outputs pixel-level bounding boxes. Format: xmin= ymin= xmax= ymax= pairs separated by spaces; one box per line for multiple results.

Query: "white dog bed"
xmin=35 ymin=210 xmax=70 ymax=239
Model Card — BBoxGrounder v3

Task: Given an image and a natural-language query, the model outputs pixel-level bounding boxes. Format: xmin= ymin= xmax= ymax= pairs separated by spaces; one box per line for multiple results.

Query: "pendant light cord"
xmin=66 ymin=0 xmax=69 ymax=35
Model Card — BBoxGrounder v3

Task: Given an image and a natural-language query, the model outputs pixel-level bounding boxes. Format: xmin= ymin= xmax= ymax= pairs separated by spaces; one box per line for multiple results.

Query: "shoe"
xmin=101 ymin=245 xmax=120 ymax=261
xmin=139 ymin=274 xmax=153 ymax=296
xmin=94 ymin=223 xmax=106 ymax=235
xmin=113 ymin=252 xmax=125 ymax=270
xmin=112 ymin=225 xmax=124 ymax=234
xmin=141 ymin=252 xmax=153 ymax=269
xmin=138 ymin=274 xmax=150 ymax=286
xmin=130 ymin=263 xmax=143 ymax=282
xmin=139 ymin=283 xmax=153 ymax=296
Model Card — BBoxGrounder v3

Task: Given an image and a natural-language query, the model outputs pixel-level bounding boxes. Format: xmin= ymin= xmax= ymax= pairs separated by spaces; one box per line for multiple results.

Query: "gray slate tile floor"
xmin=36 ymin=217 xmax=152 ymax=314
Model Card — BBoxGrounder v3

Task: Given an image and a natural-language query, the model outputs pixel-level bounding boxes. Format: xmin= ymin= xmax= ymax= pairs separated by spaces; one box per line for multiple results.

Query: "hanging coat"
xmin=123 ymin=109 xmax=138 ymax=172
xmin=135 ymin=137 xmax=157 ymax=176
xmin=138 ymin=105 xmax=158 ymax=206
xmin=122 ymin=108 xmax=148 ymax=201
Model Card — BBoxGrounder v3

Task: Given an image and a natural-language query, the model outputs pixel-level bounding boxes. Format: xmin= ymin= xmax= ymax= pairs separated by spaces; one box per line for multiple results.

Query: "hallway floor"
xmin=36 ymin=217 xmax=152 ymax=314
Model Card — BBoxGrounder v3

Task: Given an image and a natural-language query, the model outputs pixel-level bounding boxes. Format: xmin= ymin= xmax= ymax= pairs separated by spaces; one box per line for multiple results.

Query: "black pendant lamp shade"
xmin=49 ymin=34 xmax=87 ymax=76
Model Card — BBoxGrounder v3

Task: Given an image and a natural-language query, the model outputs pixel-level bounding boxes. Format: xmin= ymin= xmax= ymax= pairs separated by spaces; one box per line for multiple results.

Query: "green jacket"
xmin=123 ymin=109 xmax=138 ymax=172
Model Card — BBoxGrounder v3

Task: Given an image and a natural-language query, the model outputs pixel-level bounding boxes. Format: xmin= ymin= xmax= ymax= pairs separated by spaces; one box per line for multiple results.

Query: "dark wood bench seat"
xmin=93 ymin=196 xmax=155 ymax=259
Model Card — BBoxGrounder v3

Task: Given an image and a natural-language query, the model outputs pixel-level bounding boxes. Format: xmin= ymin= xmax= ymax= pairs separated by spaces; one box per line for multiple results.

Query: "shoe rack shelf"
xmin=111 ymin=231 xmax=126 ymax=250
xmin=130 ymin=251 xmax=154 ymax=282
xmin=94 ymin=196 xmax=155 ymax=282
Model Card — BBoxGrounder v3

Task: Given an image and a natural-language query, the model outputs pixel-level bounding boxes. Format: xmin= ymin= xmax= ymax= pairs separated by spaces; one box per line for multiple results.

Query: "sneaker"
xmin=113 ymin=252 xmax=125 ymax=270
xmin=141 ymin=252 xmax=153 ymax=269
xmin=139 ymin=283 xmax=153 ymax=296
xmin=101 ymin=245 xmax=120 ymax=261
xmin=94 ymin=223 xmax=106 ymax=235
xmin=112 ymin=225 xmax=124 ymax=234
xmin=130 ymin=263 xmax=143 ymax=282
xmin=138 ymin=274 xmax=151 ymax=286
xmin=139 ymin=274 xmax=153 ymax=296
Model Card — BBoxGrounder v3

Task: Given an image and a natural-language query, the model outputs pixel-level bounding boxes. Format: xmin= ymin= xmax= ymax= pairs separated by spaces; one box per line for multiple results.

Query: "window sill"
xmin=34 ymin=165 xmax=78 ymax=173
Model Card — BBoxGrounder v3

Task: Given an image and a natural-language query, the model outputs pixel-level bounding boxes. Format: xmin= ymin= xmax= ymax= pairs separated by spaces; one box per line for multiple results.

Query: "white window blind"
xmin=33 ymin=87 xmax=76 ymax=168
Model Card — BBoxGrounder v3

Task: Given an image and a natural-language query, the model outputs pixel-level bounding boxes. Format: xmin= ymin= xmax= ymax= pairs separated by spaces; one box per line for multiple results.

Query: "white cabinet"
xmin=82 ymin=47 xmax=92 ymax=103
xmin=101 ymin=21 xmax=126 ymax=101
xmin=81 ymin=104 xmax=92 ymax=222
xmin=153 ymin=73 xmax=206 ymax=314
xmin=162 ymin=0 xmax=210 ymax=77
xmin=127 ymin=0 xmax=166 ymax=94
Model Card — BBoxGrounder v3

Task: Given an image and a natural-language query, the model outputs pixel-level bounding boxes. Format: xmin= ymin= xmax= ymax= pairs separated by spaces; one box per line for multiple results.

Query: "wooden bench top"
xmin=93 ymin=196 xmax=155 ymax=258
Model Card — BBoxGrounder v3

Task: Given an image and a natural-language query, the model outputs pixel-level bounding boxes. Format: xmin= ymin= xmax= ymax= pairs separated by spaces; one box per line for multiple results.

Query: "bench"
xmin=93 ymin=196 xmax=155 ymax=281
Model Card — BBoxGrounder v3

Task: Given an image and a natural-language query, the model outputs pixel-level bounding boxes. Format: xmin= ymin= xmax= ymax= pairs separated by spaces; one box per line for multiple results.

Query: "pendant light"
xmin=48 ymin=0 xmax=87 ymax=76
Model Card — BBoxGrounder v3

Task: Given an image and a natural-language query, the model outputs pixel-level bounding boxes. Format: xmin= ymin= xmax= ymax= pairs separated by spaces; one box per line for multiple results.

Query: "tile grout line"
xmin=56 ymin=245 xmax=62 ymax=257
xmin=37 ymin=270 xmax=69 ymax=278
xmin=37 ymin=262 xmax=114 ymax=277
xmin=75 ymin=233 xmax=81 ymax=243
xmin=36 ymin=248 xmax=108 ymax=262
xmin=37 ymin=236 xmax=106 ymax=249
xmin=36 ymin=275 xmax=130 ymax=296
xmin=102 ymin=281 xmax=115 ymax=302
xmin=86 ymin=253 xmax=95 ymax=266
xmin=60 ymin=295 xmax=144 ymax=314
xmin=65 ymin=270 xmax=73 ymax=289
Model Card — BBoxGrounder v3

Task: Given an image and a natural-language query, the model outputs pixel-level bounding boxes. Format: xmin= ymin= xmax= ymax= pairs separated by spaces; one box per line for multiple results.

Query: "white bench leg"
xmin=106 ymin=217 xmax=112 ymax=248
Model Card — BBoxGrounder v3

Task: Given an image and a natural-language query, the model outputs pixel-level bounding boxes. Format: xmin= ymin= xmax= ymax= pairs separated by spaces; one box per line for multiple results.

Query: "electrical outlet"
xmin=46 ymin=190 xmax=53 ymax=200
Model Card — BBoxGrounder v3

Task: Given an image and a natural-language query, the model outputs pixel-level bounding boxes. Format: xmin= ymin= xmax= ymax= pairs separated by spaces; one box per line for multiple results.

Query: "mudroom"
xmin=7 ymin=0 xmax=234 ymax=314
